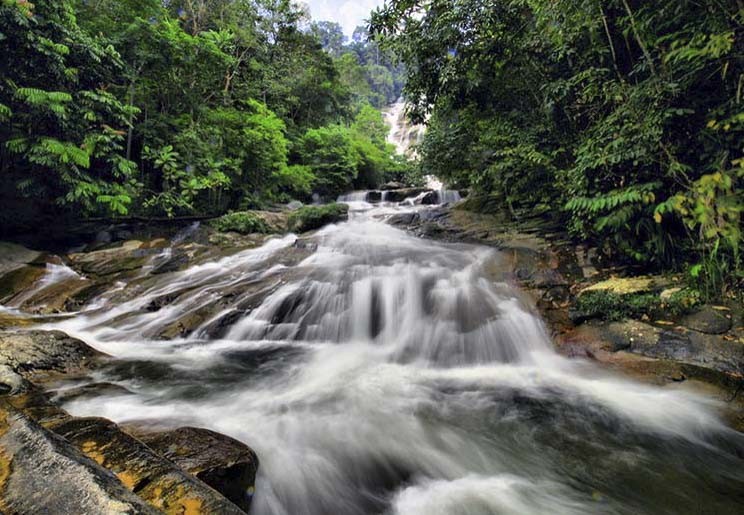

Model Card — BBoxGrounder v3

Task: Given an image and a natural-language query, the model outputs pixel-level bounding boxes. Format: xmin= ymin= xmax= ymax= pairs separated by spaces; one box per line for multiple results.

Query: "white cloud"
xmin=302 ymin=0 xmax=386 ymax=37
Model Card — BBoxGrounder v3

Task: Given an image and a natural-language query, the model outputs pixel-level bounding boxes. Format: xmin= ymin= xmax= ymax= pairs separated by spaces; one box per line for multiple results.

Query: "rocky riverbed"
xmin=386 ymin=201 xmax=744 ymax=431
xmin=0 ymin=192 xmax=743 ymax=512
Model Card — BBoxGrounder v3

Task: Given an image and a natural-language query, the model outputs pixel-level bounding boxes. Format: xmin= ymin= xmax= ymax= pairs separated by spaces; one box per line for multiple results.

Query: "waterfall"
xmin=384 ymin=100 xmax=426 ymax=158
xmin=35 ymin=202 xmax=744 ymax=515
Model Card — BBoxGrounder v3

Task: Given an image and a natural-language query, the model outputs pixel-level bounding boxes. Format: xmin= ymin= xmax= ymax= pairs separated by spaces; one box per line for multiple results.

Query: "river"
xmin=45 ymin=198 xmax=744 ymax=515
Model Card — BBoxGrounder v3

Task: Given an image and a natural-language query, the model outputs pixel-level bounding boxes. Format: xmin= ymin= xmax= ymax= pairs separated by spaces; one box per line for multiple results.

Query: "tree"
xmin=0 ymin=0 xmax=138 ymax=221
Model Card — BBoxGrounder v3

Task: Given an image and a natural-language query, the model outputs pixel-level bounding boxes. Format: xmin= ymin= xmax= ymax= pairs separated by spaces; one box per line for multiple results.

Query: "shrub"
xmin=211 ymin=212 xmax=270 ymax=234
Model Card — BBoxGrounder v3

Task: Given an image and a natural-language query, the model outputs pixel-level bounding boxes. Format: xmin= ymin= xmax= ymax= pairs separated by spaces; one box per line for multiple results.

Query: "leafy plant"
xmin=211 ymin=211 xmax=271 ymax=234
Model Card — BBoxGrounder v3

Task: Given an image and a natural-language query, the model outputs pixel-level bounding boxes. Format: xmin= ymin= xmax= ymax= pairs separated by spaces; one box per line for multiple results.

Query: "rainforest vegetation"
xmin=372 ymin=0 xmax=743 ymax=298
xmin=0 ymin=0 xmax=410 ymax=227
xmin=1 ymin=0 xmax=742 ymax=298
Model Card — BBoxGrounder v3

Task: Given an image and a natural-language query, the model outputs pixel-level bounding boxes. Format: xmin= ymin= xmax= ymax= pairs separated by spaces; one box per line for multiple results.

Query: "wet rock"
xmin=68 ymin=242 xmax=154 ymax=277
xmin=48 ymin=417 xmax=246 ymax=514
xmin=199 ymin=310 xmax=248 ymax=339
xmin=16 ymin=275 xmax=92 ymax=315
xmin=0 ymin=402 xmax=158 ymax=514
xmin=382 ymin=188 xmax=431 ymax=203
xmin=138 ymin=427 xmax=259 ymax=512
xmin=294 ymin=237 xmax=318 ymax=251
xmin=0 ymin=242 xmax=41 ymax=277
xmin=151 ymin=251 xmax=190 ymax=275
xmin=0 ymin=331 xmax=104 ymax=393
xmin=542 ymin=285 xmax=571 ymax=306
xmin=366 ymin=191 xmax=382 ymax=203
xmin=387 ymin=212 xmax=420 ymax=227
xmin=0 ymin=313 xmax=36 ymax=331
xmin=680 ymin=305 xmax=732 ymax=335
xmin=420 ymin=191 xmax=439 ymax=205
xmin=0 ymin=265 xmax=45 ymax=304
xmin=53 ymin=382 xmax=134 ymax=403
xmin=604 ymin=320 xmax=744 ymax=375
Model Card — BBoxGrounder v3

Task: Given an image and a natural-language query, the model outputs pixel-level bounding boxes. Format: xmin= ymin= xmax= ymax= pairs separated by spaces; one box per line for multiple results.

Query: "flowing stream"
xmin=36 ymin=199 xmax=744 ymax=514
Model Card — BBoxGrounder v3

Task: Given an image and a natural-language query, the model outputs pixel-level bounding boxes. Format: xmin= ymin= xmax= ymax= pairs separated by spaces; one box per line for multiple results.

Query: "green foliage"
xmin=1 ymin=0 xmax=139 ymax=218
xmin=287 ymin=203 xmax=349 ymax=233
xmin=211 ymin=211 xmax=271 ymax=234
xmin=0 ymin=0 xmax=414 ymax=231
xmin=576 ymin=289 xmax=701 ymax=322
xmin=373 ymin=0 xmax=743 ymax=296
xmin=297 ymin=125 xmax=357 ymax=197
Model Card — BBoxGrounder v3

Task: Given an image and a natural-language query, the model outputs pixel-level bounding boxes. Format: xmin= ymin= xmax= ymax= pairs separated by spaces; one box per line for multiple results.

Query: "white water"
xmin=30 ymin=200 xmax=744 ymax=514
xmin=384 ymin=100 xmax=425 ymax=158
xmin=8 ymin=262 xmax=83 ymax=308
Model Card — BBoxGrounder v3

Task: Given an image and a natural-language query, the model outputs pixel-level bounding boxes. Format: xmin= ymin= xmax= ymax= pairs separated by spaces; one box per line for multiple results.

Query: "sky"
xmin=302 ymin=0 xmax=386 ymax=38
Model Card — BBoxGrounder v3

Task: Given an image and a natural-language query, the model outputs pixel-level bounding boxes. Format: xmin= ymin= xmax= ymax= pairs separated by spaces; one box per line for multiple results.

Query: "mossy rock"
xmin=210 ymin=212 xmax=272 ymax=235
xmin=287 ymin=203 xmax=349 ymax=233
xmin=571 ymin=287 xmax=701 ymax=324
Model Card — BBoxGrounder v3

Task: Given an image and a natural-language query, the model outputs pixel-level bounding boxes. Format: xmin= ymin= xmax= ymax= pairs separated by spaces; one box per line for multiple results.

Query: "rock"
xmin=48 ymin=417 xmax=247 ymax=514
xmin=68 ymin=243 xmax=152 ymax=277
xmin=52 ymin=382 xmax=135 ymax=404
xmin=420 ymin=191 xmax=439 ymax=205
xmin=151 ymin=251 xmax=190 ymax=275
xmin=604 ymin=320 xmax=744 ymax=375
xmin=387 ymin=212 xmax=420 ymax=227
xmin=138 ymin=427 xmax=259 ymax=512
xmin=0 ymin=331 xmax=104 ymax=393
xmin=542 ymin=285 xmax=571 ymax=306
xmin=382 ymin=188 xmax=431 ymax=203
xmin=680 ymin=305 xmax=732 ymax=335
xmin=199 ymin=310 xmax=249 ymax=339
xmin=366 ymin=191 xmax=382 ymax=203
xmin=94 ymin=230 xmax=112 ymax=245
xmin=0 ymin=312 xmax=36 ymax=330
xmin=286 ymin=200 xmax=304 ymax=211
xmin=287 ymin=204 xmax=349 ymax=233
xmin=380 ymin=181 xmax=404 ymax=190
xmin=0 ymin=242 xmax=41 ymax=277
xmin=578 ymin=276 xmax=664 ymax=297
xmin=0 ymin=265 xmax=45 ymax=304
xmin=0 ymin=402 xmax=158 ymax=514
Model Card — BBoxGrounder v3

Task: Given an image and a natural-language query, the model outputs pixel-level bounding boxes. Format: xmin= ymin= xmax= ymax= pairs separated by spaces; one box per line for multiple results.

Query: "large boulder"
xmin=287 ymin=204 xmax=349 ymax=233
xmin=680 ymin=305 xmax=733 ymax=335
xmin=138 ymin=427 xmax=259 ymax=512
xmin=0 ymin=242 xmax=41 ymax=277
xmin=0 ymin=266 xmax=45 ymax=304
xmin=604 ymin=320 xmax=744 ymax=376
xmin=0 ymin=331 xmax=104 ymax=394
xmin=48 ymin=417 xmax=247 ymax=514
xmin=0 ymin=402 xmax=158 ymax=514
xmin=382 ymin=188 xmax=431 ymax=203
xmin=67 ymin=240 xmax=155 ymax=277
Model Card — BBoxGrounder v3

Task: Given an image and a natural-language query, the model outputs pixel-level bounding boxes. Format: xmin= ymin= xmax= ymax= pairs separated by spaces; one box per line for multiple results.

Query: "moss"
xmin=576 ymin=288 xmax=701 ymax=322
xmin=210 ymin=212 xmax=271 ymax=235
xmin=581 ymin=276 xmax=657 ymax=296
xmin=287 ymin=203 xmax=349 ymax=233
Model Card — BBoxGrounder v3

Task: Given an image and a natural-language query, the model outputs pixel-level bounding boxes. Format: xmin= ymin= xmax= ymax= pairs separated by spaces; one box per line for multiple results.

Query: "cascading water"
xmin=33 ymin=199 xmax=744 ymax=514
xmin=384 ymin=100 xmax=425 ymax=158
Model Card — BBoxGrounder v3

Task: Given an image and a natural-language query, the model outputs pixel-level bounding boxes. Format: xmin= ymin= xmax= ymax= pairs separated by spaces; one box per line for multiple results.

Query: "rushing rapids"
xmin=27 ymin=198 xmax=744 ymax=514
